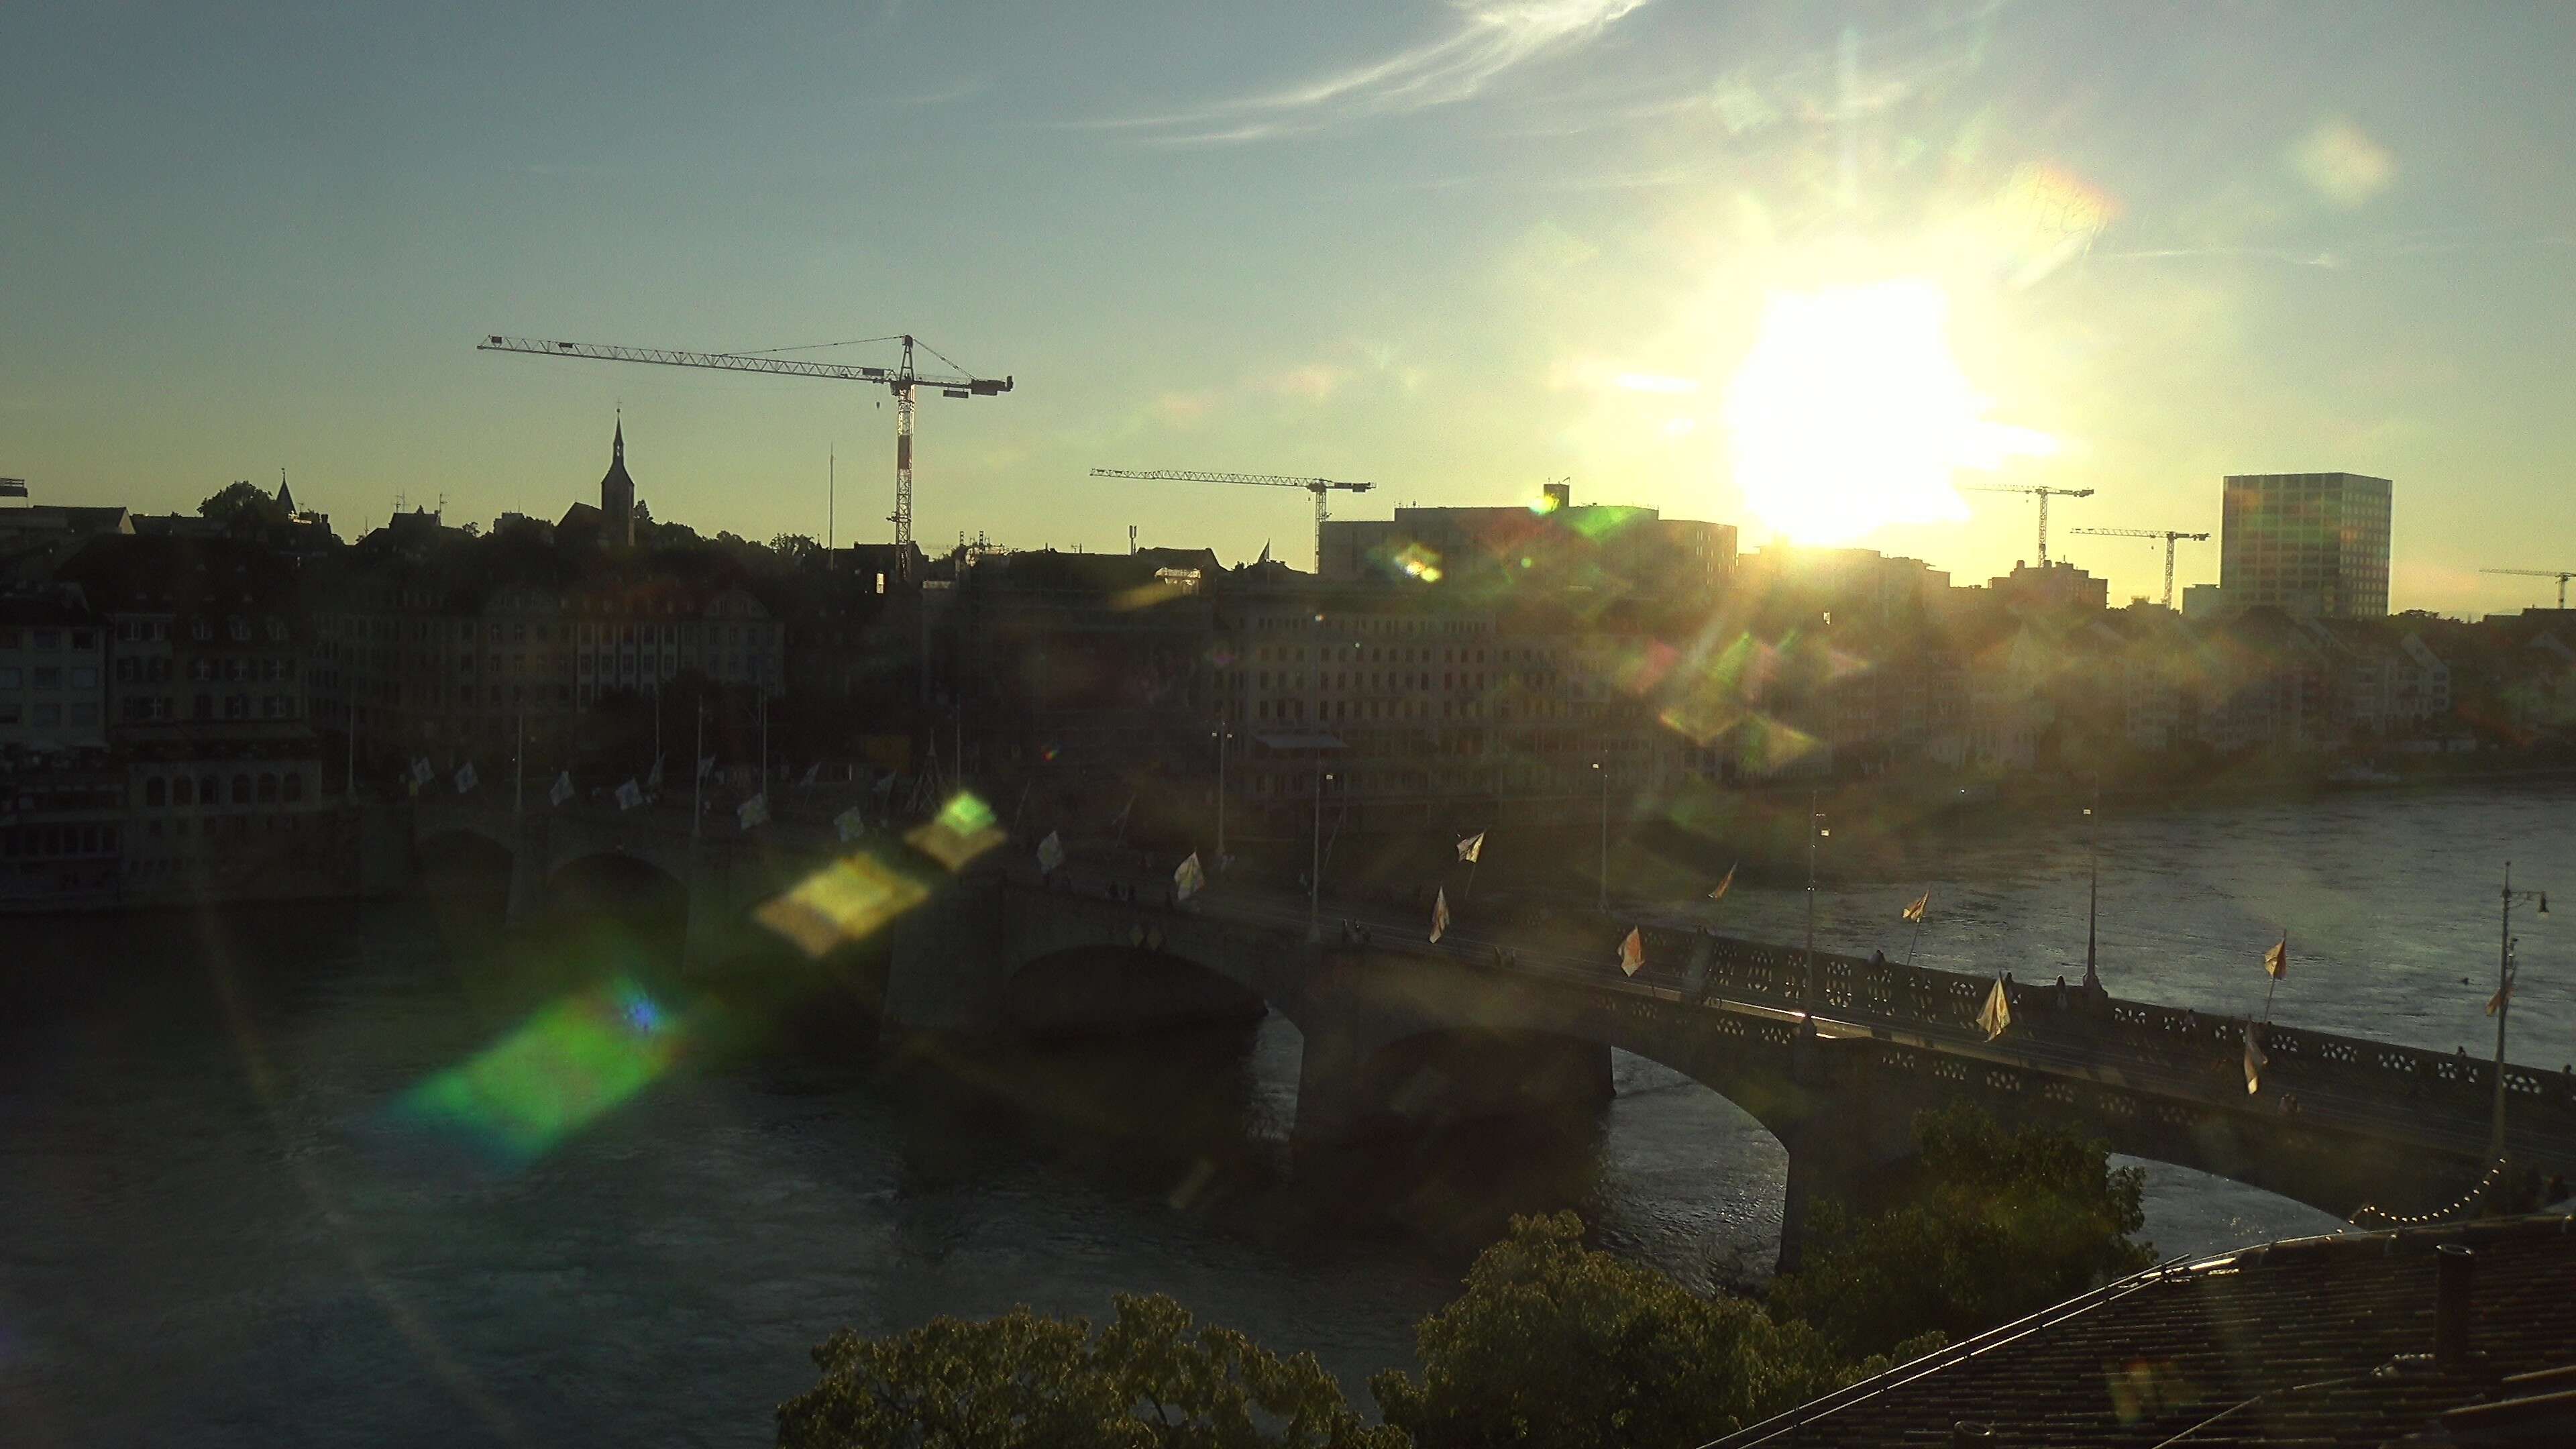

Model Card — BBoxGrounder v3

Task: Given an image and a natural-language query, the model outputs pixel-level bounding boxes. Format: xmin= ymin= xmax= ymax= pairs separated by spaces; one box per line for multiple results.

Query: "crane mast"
xmin=1089 ymin=468 xmax=1375 ymax=571
xmin=1964 ymin=484 xmax=2096 ymax=566
xmin=2069 ymin=527 xmax=2211 ymax=608
xmin=480 ymin=333 xmax=1011 ymax=564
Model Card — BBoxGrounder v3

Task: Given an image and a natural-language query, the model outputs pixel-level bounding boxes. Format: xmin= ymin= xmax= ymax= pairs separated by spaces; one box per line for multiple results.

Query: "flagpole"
xmin=1803 ymin=790 xmax=1820 ymax=1017
xmin=2491 ymin=861 xmax=2548 ymax=1163
xmin=1906 ymin=900 xmax=1925 ymax=967
xmin=693 ymin=699 xmax=704 ymax=844
xmin=1214 ymin=721 xmax=1228 ymax=867
xmin=514 ymin=710 xmax=524 ymax=816
xmin=1593 ymin=759 xmax=1608 ymax=914
xmin=1309 ymin=760 xmax=1324 ymax=943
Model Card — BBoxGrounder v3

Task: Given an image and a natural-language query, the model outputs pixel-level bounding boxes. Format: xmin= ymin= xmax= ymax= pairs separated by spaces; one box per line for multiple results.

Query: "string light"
xmin=2351 ymin=1158 xmax=2507 ymax=1228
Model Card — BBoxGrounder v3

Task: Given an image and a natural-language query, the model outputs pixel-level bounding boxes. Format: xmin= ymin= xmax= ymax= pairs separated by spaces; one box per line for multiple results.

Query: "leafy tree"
xmin=1768 ymin=1104 xmax=2155 ymax=1358
xmin=777 ymin=1293 xmax=1401 ymax=1449
xmin=1370 ymin=1212 xmax=1884 ymax=1449
xmin=771 ymin=533 xmax=825 ymax=570
xmin=198 ymin=480 xmax=289 ymax=535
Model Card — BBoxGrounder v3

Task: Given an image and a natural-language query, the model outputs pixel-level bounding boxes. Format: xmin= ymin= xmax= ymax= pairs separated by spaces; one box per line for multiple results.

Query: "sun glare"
xmin=1723 ymin=280 xmax=2057 ymax=545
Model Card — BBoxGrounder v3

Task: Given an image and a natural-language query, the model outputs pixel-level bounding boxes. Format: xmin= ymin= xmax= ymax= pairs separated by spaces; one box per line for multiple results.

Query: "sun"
xmin=1723 ymin=280 xmax=2056 ymax=545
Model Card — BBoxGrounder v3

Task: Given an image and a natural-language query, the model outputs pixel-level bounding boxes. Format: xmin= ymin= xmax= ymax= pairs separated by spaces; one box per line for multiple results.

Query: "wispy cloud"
xmin=1104 ymin=0 xmax=1653 ymax=146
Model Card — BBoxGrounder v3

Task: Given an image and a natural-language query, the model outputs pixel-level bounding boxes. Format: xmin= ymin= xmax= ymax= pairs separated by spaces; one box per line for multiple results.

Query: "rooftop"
xmin=1709 ymin=1212 xmax=2576 ymax=1449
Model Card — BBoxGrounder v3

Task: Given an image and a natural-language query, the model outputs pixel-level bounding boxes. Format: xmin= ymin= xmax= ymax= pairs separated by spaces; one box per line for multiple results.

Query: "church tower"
xmin=599 ymin=417 xmax=635 ymax=545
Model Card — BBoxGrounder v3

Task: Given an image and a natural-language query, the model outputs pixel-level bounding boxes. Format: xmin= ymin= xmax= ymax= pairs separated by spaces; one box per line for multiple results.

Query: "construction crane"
xmin=479 ymin=333 xmax=1012 ymax=562
xmin=1088 ymin=469 xmax=1374 ymax=571
xmin=2070 ymin=527 xmax=2212 ymax=609
xmin=2482 ymin=568 xmax=2576 ymax=609
xmin=1962 ymin=484 xmax=2095 ymax=566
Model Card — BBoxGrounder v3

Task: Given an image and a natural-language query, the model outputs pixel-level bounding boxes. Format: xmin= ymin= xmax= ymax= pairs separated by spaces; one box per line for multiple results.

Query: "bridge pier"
xmin=504 ymin=814 xmax=549 ymax=924
xmin=1774 ymin=1036 xmax=1929 ymax=1275
xmin=1291 ymin=961 xmax=1617 ymax=1147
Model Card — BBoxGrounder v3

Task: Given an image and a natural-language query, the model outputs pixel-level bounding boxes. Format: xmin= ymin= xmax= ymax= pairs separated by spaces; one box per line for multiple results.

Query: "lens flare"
xmin=906 ymin=791 xmax=1006 ymax=871
xmin=754 ymin=852 xmax=932 ymax=958
xmin=1724 ymin=280 xmax=2056 ymax=545
xmin=392 ymin=977 xmax=688 ymax=1168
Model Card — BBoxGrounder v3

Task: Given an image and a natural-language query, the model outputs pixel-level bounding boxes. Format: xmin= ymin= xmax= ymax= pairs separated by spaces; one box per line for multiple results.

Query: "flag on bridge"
xmin=2242 ymin=1025 xmax=2268 ymax=1095
xmin=453 ymin=761 xmax=478 ymax=794
xmin=1456 ymin=832 xmax=1485 ymax=863
xmin=646 ymin=754 xmax=665 ymax=792
xmin=1618 ymin=927 xmax=1644 ymax=977
xmin=698 ymin=754 xmax=718 ymax=782
xmin=411 ymin=757 xmax=435 ymax=786
xmin=1430 ymin=888 xmax=1450 ymax=944
xmin=1174 ymin=851 xmax=1205 ymax=903
xmin=737 ymin=793 xmax=769 ymax=830
xmin=2263 ymin=934 xmax=2289 ymax=979
xmin=1710 ymin=862 xmax=1737 ymax=902
xmin=549 ymin=771 xmax=574 ymax=808
xmin=798 ymin=762 xmax=821 ymax=789
xmin=2487 ymin=967 xmax=2516 ymax=1017
xmin=615 ymin=778 xmax=645 ymax=811
xmin=1903 ymin=891 xmax=1930 ymax=924
xmin=1978 ymin=974 xmax=2012 ymax=1040
xmin=1036 ymin=830 xmax=1065 ymax=875
xmin=835 ymin=805 xmax=867 ymax=843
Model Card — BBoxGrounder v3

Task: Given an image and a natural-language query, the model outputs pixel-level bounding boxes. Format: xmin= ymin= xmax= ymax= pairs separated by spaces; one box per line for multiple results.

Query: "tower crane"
xmin=1088 ymin=468 xmax=1375 ymax=571
xmin=1962 ymin=484 xmax=2094 ymax=566
xmin=2069 ymin=527 xmax=2212 ymax=609
xmin=2482 ymin=568 xmax=2576 ymax=609
xmin=479 ymin=333 xmax=1012 ymax=566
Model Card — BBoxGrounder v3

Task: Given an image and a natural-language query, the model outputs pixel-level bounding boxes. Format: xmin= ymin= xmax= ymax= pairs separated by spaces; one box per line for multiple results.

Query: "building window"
xmin=34 ymin=667 xmax=61 ymax=688
xmin=35 ymin=703 xmax=61 ymax=726
xmin=147 ymin=777 xmax=167 ymax=808
xmin=199 ymin=774 xmax=219 ymax=804
xmin=175 ymin=776 xmax=194 ymax=805
xmin=258 ymin=773 xmax=278 ymax=804
xmin=283 ymin=773 xmax=302 ymax=803
xmin=231 ymin=775 xmax=251 ymax=804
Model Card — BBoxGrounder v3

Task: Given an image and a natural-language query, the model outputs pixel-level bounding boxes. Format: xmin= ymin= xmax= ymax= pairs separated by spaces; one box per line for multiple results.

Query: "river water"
xmin=5 ymin=784 xmax=2571 ymax=1447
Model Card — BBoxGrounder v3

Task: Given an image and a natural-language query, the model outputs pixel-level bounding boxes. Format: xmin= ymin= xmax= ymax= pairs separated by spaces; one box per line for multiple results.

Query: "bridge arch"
xmin=1001 ymin=942 xmax=1269 ymax=1041
xmin=545 ymin=849 xmax=690 ymax=938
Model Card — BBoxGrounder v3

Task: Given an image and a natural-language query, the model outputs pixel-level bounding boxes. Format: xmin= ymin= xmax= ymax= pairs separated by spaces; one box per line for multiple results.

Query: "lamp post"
xmin=1593 ymin=758 xmax=1608 ymax=914
xmin=1309 ymin=763 xmax=1332 ymax=943
xmin=1213 ymin=720 xmax=1232 ymax=868
xmin=2083 ymin=777 xmax=2101 ymax=993
xmin=2493 ymin=861 xmax=2549 ymax=1163
xmin=1805 ymin=790 xmax=1827 ymax=1018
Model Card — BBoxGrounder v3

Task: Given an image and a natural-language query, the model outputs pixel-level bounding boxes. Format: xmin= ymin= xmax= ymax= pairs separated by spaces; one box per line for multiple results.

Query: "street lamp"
xmin=2492 ymin=861 xmax=2548 ymax=1163
xmin=1592 ymin=759 xmax=1607 ymax=914
xmin=2083 ymin=777 xmax=2101 ymax=993
xmin=1309 ymin=765 xmax=1334 ymax=943
xmin=1212 ymin=720 xmax=1232 ymax=869
xmin=1805 ymin=790 xmax=1827 ymax=1020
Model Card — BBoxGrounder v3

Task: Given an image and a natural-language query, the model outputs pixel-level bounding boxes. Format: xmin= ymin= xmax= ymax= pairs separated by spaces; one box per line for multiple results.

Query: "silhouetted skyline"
xmin=5 ymin=1 xmax=2573 ymax=611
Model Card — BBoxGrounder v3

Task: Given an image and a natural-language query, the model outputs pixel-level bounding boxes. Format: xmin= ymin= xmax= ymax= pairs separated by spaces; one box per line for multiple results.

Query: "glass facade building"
xmin=2218 ymin=472 xmax=2392 ymax=619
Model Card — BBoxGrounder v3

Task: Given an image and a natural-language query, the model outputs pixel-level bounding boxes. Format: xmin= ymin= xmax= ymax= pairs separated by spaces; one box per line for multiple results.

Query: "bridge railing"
xmin=1649 ymin=924 xmax=2576 ymax=1135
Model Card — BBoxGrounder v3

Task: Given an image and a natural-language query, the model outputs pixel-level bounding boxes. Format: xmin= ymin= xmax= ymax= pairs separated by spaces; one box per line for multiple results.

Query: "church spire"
xmin=613 ymin=409 xmax=624 ymax=464
xmin=276 ymin=466 xmax=296 ymax=517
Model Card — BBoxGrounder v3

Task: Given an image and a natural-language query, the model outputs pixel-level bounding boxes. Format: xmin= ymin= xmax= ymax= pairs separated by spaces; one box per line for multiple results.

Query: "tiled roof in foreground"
xmin=1706 ymin=1212 xmax=2576 ymax=1448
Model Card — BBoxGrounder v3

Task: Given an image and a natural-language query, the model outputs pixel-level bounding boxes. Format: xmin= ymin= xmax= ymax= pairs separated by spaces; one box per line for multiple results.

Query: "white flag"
xmin=2263 ymin=936 xmax=2288 ymax=980
xmin=834 ymin=805 xmax=867 ymax=842
xmin=1036 ymin=830 xmax=1066 ymax=875
xmin=1112 ymin=792 xmax=1136 ymax=826
xmin=1617 ymin=927 xmax=1644 ymax=977
xmin=1710 ymin=862 xmax=1737 ymax=902
xmin=698 ymin=754 xmax=718 ymax=782
xmin=2242 ymin=1026 xmax=2267 ymax=1095
xmin=411 ymin=757 xmax=434 ymax=786
xmin=2487 ymin=968 xmax=2516 ymax=1018
xmin=615 ymin=779 xmax=645 ymax=811
xmin=1174 ymin=852 xmax=1205 ymax=902
xmin=1456 ymin=832 xmax=1485 ymax=864
xmin=453 ymin=761 xmax=478 ymax=794
xmin=1979 ymin=975 xmax=2012 ymax=1040
xmin=799 ymin=762 xmax=821 ymax=788
xmin=871 ymin=771 xmax=898 ymax=796
xmin=737 ymin=793 xmax=769 ymax=830
xmin=549 ymin=771 xmax=574 ymax=807
xmin=646 ymin=753 xmax=665 ymax=792
xmin=1430 ymin=888 xmax=1450 ymax=944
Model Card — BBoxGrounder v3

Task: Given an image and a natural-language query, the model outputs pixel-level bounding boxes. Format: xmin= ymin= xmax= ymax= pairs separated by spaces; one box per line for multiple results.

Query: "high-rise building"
xmin=2218 ymin=472 xmax=2391 ymax=619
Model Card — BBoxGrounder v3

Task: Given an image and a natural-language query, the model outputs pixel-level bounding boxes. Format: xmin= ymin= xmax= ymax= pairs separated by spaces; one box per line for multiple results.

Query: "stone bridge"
xmin=405 ymin=797 xmax=2576 ymax=1265
xmin=890 ymin=870 xmax=2576 ymax=1266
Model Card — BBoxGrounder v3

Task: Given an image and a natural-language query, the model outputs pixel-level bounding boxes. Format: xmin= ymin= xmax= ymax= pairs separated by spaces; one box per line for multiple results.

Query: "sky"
xmin=4 ymin=0 xmax=2573 ymax=614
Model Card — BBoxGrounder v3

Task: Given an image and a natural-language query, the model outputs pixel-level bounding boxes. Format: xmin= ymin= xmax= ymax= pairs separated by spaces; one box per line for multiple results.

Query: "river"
xmin=5 ymin=783 xmax=2571 ymax=1446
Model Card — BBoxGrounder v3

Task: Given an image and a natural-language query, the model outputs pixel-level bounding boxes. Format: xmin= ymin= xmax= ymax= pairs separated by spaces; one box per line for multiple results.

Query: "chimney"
xmin=1544 ymin=482 xmax=1571 ymax=512
xmin=2434 ymin=1242 xmax=2475 ymax=1370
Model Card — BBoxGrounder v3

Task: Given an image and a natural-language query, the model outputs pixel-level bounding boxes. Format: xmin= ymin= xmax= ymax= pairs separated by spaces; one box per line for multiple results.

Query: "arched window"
xmin=282 ymin=772 xmax=303 ymax=803
xmin=146 ymin=777 xmax=167 ymax=808
xmin=174 ymin=776 xmax=193 ymax=806
xmin=258 ymin=773 xmax=278 ymax=804
xmin=199 ymin=774 xmax=219 ymax=805
xmin=231 ymin=774 xmax=251 ymax=805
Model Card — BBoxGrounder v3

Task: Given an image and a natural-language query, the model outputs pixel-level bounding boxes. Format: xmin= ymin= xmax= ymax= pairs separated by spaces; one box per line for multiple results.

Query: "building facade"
xmin=2219 ymin=472 xmax=2392 ymax=619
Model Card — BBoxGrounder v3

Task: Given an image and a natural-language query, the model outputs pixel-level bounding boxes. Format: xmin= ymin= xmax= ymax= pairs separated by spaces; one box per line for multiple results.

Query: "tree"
xmin=771 ymin=533 xmax=825 ymax=570
xmin=1370 ymin=1213 xmax=1882 ymax=1449
xmin=777 ymin=1293 xmax=1401 ymax=1449
xmin=199 ymin=480 xmax=288 ymax=536
xmin=1768 ymin=1103 xmax=2155 ymax=1359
